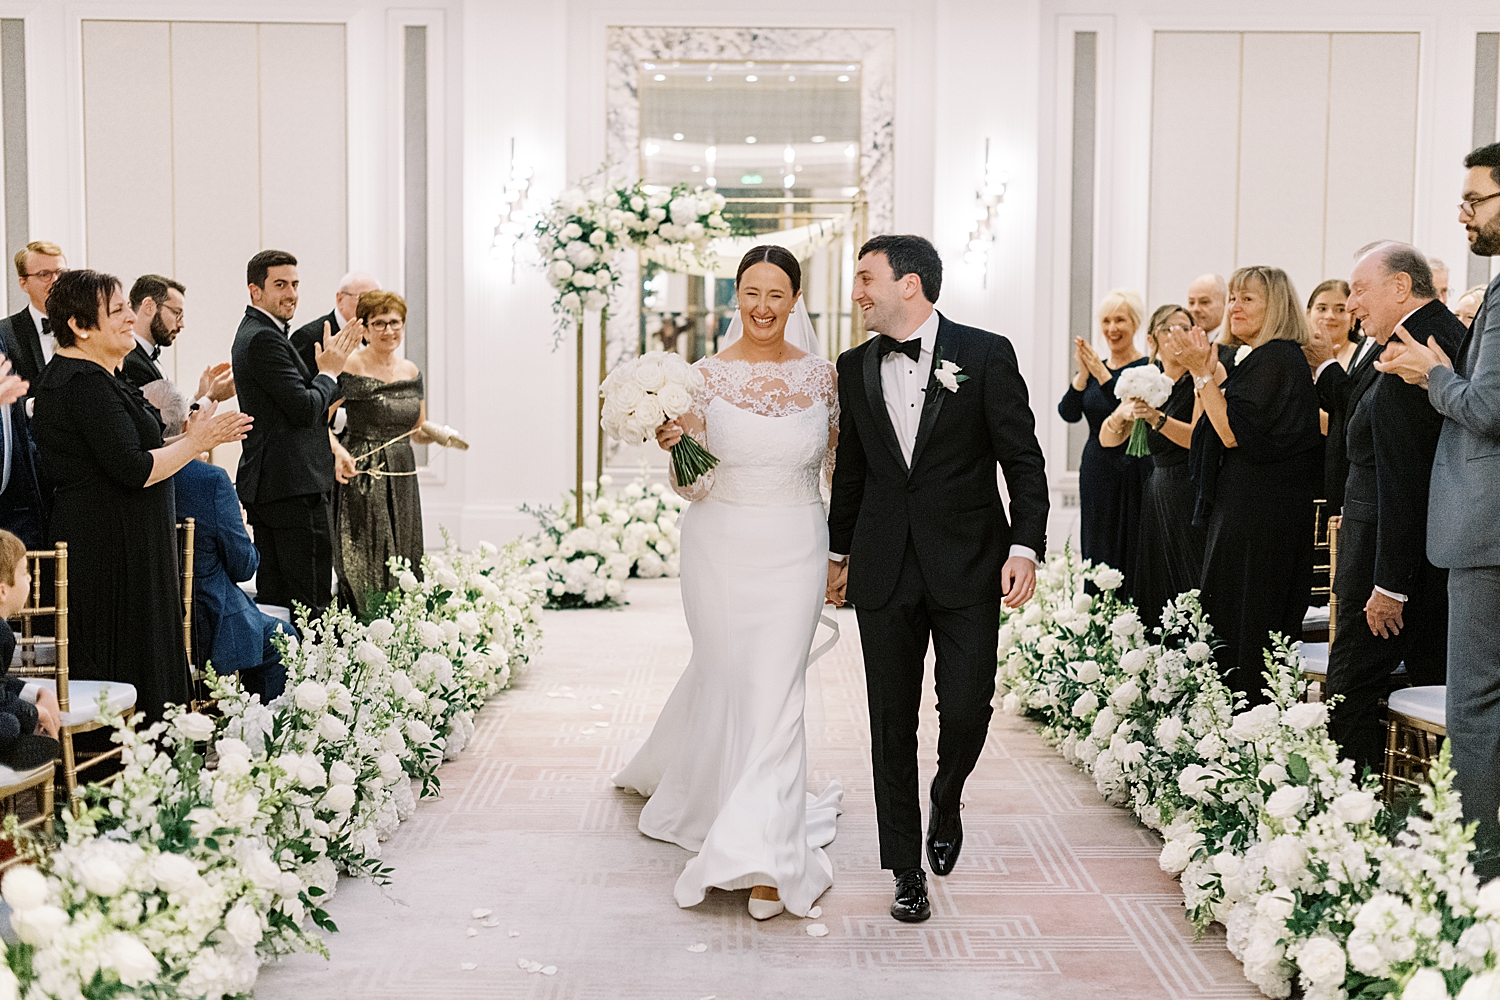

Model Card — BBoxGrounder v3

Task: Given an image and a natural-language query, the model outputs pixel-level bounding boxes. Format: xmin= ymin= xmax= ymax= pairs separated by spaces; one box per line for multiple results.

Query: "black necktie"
xmin=148 ymin=344 xmax=161 ymax=362
xmin=877 ymin=335 xmax=922 ymax=364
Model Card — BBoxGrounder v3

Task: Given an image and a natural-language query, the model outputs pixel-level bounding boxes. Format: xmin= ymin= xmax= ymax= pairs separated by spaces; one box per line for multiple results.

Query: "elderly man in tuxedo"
xmin=1378 ymin=141 xmax=1500 ymax=875
xmin=231 ymin=250 xmax=363 ymax=622
xmin=290 ymin=271 xmax=379 ymax=377
xmin=0 ymin=241 xmax=66 ymax=386
xmin=1306 ymin=242 xmax=1459 ymax=778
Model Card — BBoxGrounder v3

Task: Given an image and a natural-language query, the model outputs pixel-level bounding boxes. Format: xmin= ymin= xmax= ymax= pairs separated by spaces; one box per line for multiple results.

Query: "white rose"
xmin=571 ymin=269 xmax=597 ymax=288
xmin=224 ymin=900 xmax=264 ymax=949
xmin=2 ymin=866 xmax=48 ymax=912
xmin=1265 ymin=784 xmax=1309 ymax=819
xmin=1404 ymin=968 xmax=1452 ymax=1000
xmin=657 ymin=382 xmax=693 ymax=417
xmin=174 ymin=712 xmax=215 ymax=741
xmin=418 ymin=621 xmax=445 ymax=649
xmin=1330 ymin=790 xmax=1379 ymax=826
xmin=1229 ymin=704 xmax=1279 ymax=742
xmin=1257 ymin=762 xmax=1288 ymax=787
xmin=1109 ymin=679 xmax=1141 ymax=710
xmin=407 ymin=719 xmax=434 ymax=744
xmin=78 ymin=855 xmax=127 ymax=897
xmin=398 ymin=570 xmax=419 ymax=592
xmin=1153 ymin=716 xmax=1183 ymax=748
xmin=1158 ymin=839 xmax=1194 ymax=873
xmin=103 ymin=932 xmax=159 ymax=986
xmin=1093 ymin=567 xmax=1124 ymax=591
xmin=215 ymin=737 xmax=252 ymax=761
xmin=1256 ymin=889 xmax=1295 ymax=922
xmin=0 ymin=966 xmax=17 ymax=1000
xmin=1090 ymin=706 xmax=1118 ymax=741
xmin=377 ymin=752 xmax=403 ymax=781
xmin=391 ymin=671 xmax=413 ymax=698
xmin=1070 ymin=691 xmax=1098 ymax=718
xmin=1459 ymin=972 xmax=1500 ymax=1000
xmin=328 ymin=760 xmax=357 ymax=786
xmin=317 ymin=714 xmax=349 ymax=742
xmin=1282 ymin=701 xmax=1328 ymax=732
xmin=633 ymin=358 xmax=668 ymax=391
xmin=456 ymin=611 xmax=480 ymax=637
xmin=148 ymin=852 xmax=200 ymax=894
xmin=294 ymin=680 xmax=329 ymax=713
xmin=322 ymin=783 xmax=357 ymax=814
xmin=1001 ymin=692 xmax=1021 ymax=715
xmin=548 ymin=260 xmax=574 ymax=282
xmin=11 ymin=904 xmax=66 ymax=946
xmin=403 ymin=687 xmax=427 ymax=711
xmin=367 ymin=618 xmax=396 ymax=644
xmin=588 ymin=228 xmax=607 ymax=247
xmin=436 ymin=566 xmax=461 ymax=589
xmin=354 ymin=641 xmax=388 ymax=667
xmin=1119 ymin=648 xmax=1149 ymax=675
xmin=296 ymin=756 xmax=327 ymax=789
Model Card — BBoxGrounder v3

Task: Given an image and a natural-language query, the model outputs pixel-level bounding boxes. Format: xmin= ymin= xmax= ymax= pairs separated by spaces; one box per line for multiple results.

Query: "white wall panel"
xmin=81 ymin=21 xmax=173 ymax=290
xmin=1324 ymin=32 xmax=1419 ymax=277
xmin=1237 ymin=33 xmax=1330 ymax=300
xmin=1146 ymin=31 xmax=1241 ymax=311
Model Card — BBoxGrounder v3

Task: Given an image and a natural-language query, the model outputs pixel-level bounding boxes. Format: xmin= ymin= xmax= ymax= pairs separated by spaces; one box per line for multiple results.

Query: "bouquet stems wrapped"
xmin=669 ymin=434 xmax=719 ymax=486
xmin=1125 ymin=419 xmax=1152 ymax=458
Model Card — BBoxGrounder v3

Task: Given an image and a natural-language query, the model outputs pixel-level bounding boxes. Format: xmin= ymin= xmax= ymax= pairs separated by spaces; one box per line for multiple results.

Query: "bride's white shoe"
xmin=748 ymin=888 xmax=785 ymax=920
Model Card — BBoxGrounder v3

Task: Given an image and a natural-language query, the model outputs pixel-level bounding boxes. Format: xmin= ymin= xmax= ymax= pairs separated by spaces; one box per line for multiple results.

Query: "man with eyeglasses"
xmin=1376 ymin=140 xmax=1500 ymax=878
xmin=119 ymin=275 xmax=237 ymax=433
xmin=0 ymin=241 xmax=66 ymax=386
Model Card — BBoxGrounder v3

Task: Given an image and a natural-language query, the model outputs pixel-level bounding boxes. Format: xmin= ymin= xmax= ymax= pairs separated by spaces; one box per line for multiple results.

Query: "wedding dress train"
xmin=613 ymin=354 xmax=843 ymax=916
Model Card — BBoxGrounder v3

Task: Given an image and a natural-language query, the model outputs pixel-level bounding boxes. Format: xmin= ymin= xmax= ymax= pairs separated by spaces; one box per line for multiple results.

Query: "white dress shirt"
xmin=831 ymin=310 xmax=1036 ymax=566
xmin=29 ymin=304 xmax=52 ymax=363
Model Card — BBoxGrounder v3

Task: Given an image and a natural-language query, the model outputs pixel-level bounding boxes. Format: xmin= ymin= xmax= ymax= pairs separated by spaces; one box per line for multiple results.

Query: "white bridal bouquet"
xmin=1113 ymin=365 xmax=1176 ymax=457
xmin=600 ymin=351 xmax=719 ymax=486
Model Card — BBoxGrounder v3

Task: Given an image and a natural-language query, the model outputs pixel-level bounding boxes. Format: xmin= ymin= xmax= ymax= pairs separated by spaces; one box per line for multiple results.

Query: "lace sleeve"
xmin=821 ymin=360 xmax=839 ymax=489
xmin=669 ymin=361 xmax=717 ymax=502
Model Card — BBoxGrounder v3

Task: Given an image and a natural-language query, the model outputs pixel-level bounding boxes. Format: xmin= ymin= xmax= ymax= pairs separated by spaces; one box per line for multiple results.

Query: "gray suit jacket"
xmin=1428 ymin=270 xmax=1500 ymax=568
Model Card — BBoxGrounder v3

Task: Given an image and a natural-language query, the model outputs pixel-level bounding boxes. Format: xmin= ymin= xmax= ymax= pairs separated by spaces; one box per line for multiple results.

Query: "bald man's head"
xmin=1186 ymin=273 xmax=1227 ymax=335
xmin=335 ymin=271 xmax=380 ymax=322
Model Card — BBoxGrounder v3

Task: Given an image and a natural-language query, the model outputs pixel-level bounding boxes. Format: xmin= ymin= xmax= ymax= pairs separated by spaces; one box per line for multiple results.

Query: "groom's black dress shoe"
xmin=891 ymin=867 xmax=931 ymax=922
xmin=926 ymin=797 xmax=963 ymax=876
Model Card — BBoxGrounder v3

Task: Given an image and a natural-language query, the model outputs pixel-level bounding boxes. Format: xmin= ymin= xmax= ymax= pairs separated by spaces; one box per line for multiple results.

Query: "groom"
xmin=827 ymin=235 xmax=1049 ymax=922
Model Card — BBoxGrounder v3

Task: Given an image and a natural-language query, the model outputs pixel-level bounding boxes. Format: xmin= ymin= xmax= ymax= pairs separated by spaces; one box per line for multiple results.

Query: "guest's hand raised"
xmin=0 ymin=356 xmax=28 ymax=408
xmin=1074 ymin=337 xmax=1111 ymax=387
xmin=184 ymin=400 xmax=253 ymax=452
xmin=655 ymin=418 xmax=685 ymax=451
xmin=1375 ymin=325 xmax=1451 ymax=390
xmin=314 ymin=316 xmax=365 ymax=378
xmin=1164 ymin=325 xmax=1215 ymax=378
xmin=197 ymin=362 xmax=236 ymax=403
xmin=1303 ymin=320 xmax=1339 ymax=371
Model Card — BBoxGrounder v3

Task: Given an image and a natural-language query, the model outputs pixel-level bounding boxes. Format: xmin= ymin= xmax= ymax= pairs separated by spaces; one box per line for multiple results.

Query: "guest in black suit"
xmin=1057 ymin=290 xmax=1150 ymax=593
xmin=289 ymin=271 xmax=378 ymax=377
xmin=119 ymin=275 xmax=235 ymax=433
xmin=0 ymin=241 xmax=67 ymax=386
xmin=1101 ymin=305 xmax=1205 ymax=629
xmin=231 ymin=250 xmax=363 ymax=622
xmin=827 ymin=236 xmax=1049 ymax=922
xmin=1316 ymin=243 xmax=1457 ymax=776
xmin=31 ymin=270 xmax=252 ymax=723
xmin=1173 ymin=266 xmax=1323 ymax=704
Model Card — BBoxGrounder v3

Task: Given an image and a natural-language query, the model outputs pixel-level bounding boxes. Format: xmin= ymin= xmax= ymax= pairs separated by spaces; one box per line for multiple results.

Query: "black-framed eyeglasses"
xmin=367 ymin=319 xmax=404 ymax=332
xmin=158 ymin=303 xmax=183 ymax=321
xmin=21 ymin=268 xmax=65 ymax=282
xmin=1460 ymin=191 xmax=1500 ymax=217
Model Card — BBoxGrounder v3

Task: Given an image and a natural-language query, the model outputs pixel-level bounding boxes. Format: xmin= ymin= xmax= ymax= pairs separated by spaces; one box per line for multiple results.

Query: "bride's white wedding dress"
xmin=613 ymin=352 xmax=844 ymax=915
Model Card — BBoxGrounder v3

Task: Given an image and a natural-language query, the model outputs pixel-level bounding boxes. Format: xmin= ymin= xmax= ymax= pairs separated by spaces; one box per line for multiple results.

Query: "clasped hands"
xmin=824 ymin=555 xmax=1037 ymax=609
xmin=1374 ymin=324 xmax=1453 ymax=388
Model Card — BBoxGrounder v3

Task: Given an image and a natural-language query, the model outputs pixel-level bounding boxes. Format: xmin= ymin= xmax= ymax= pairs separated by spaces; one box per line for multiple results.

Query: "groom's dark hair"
xmin=859 ymin=235 xmax=942 ymax=303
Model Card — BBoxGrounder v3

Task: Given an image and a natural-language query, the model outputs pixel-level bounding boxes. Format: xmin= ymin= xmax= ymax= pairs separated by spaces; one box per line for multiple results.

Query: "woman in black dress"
xmin=1058 ymin=290 xmax=1152 ymax=595
xmin=1101 ymin=305 xmax=1209 ymax=630
xmin=32 ymin=270 xmax=251 ymax=722
xmin=1171 ymin=267 xmax=1322 ymax=704
xmin=1306 ymin=279 xmax=1362 ymax=511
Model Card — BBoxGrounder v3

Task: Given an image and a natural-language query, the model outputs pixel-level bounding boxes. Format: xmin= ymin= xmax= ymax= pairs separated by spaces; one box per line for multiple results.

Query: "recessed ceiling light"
xmin=644 ymin=143 xmax=660 ymax=157
xmin=644 ymin=63 xmax=655 ymax=70
xmin=787 ymin=75 xmax=796 ymax=82
xmin=837 ymin=74 xmax=850 ymax=82
xmin=844 ymin=144 xmax=857 ymax=157
xmin=783 ymin=146 xmax=796 ymax=163
xmin=673 ymin=133 xmax=684 ymax=141
xmin=745 ymin=136 xmax=757 ymax=144
xmin=811 ymin=135 xmax=826 ymax=143
xmin=705 ymin=75 xmax=713 ymax=82
xmin=783 ymin=174 xmax=796 ymax=189
xmin=653 ymin=74 xmax=666 ymax=82
xmin=705 ymin=146 xmax=717 ymax=162
xmin=706 ymin=176 xmax=717 ymax=186
xmin=745 ymin=74 xmax=758 ymax=82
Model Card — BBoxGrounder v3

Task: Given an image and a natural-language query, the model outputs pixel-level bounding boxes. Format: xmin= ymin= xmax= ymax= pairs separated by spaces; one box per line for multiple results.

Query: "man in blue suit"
xmin=173 ymin=458 xmax=287 ymax=702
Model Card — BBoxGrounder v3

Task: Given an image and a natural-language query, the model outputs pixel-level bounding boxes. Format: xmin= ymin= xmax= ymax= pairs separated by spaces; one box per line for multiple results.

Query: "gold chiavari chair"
xmin=1301 ymin=515 xmax=1340 ymax=702
xmin=0 ymin=548 xmax=57 ymax=838
xmin=178 ymin=519 xmax=215 ymax=712
xmin=1384 ymin=685 xmax=1446 ymax=801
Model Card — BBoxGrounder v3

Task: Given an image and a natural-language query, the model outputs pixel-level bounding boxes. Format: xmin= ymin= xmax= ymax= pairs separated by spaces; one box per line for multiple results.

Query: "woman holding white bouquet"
xmin=612 ymin=245 xmax=843 ymax=921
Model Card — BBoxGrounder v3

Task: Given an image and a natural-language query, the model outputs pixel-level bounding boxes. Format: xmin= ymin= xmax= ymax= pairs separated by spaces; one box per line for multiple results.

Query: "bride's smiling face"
xmin=736 ymin=262 xmax=801 ymax=347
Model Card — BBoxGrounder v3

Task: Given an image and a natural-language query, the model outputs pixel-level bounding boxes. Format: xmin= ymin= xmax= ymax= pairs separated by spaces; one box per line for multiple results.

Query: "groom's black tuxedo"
xmin=828 ymin=312 xmax=1049 ymax=872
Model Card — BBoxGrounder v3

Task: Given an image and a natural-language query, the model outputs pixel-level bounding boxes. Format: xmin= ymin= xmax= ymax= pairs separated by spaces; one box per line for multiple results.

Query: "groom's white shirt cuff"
xmin=828 ymin=545 xmax=1036 ymax=565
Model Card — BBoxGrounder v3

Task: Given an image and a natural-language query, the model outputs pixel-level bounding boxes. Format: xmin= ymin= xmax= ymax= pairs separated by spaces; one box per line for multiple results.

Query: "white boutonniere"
xmin=1234 ymin=344 xmax=1252 ymax=365
xmin=933 ymin=348 xmax=969 ymax=394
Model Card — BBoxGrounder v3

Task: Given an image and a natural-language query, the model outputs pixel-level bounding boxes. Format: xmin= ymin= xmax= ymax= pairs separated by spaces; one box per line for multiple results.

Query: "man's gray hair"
xmin=1355 ymin=240 xmax=1438 ymax=300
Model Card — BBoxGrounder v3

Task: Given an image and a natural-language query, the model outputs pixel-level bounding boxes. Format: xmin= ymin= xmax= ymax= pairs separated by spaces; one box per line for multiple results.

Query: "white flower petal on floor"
xmin=471 ymin=908 xmax=492 ymax=919
xmin=542 ymin=967 xmax=558 ymax=976
xmin=808 ymin=906 xmax=822 ymax=919
xmin=592 ymin=703 xmax=605 ymax=710
xmin=517 ymin=958 xmax=529 ymax=970
xmin=504 ymin=927 xmax=518 ymax=935
xmin=460 ymin=963 xmax=477 ymax=971
xmin=527 ymin=961 xmax=544 ymax=973
xmin=687 ymin=943 xmax=708 ymax=953
xmin=466 ymin=928 xmax=477 ymax=937
xmin=807 ymin=924 xmax=829 ymax=937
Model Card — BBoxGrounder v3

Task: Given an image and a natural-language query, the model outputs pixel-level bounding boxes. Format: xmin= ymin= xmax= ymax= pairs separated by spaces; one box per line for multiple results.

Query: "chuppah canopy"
xmin=640 ymin=217 xmax=846 ymax=276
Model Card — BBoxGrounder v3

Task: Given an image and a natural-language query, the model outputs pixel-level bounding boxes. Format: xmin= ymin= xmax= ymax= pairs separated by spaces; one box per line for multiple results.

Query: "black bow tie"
xmin=148 ymin=344 xmax=161 ymax=362
xmin=877 ymin=335 xmax=922 ymax=363
xmin=39 ymin=317 xmax=49 ymax=335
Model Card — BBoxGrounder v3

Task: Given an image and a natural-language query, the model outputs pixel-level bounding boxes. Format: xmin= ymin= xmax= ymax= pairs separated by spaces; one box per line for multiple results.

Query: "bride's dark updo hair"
xmin=735 ymin=245 xmax=802 ymax=295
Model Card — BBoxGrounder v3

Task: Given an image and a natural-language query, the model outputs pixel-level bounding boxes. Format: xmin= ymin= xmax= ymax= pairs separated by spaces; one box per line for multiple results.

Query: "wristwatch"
xmin=1193 ymin=374 xmax=1213 ymax=393
xmin=1153 ymin=412 xmax=1168 ymax=432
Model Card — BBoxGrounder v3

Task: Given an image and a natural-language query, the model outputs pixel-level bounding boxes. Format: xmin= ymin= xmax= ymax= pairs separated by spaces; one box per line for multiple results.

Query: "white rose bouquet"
xmin=600 ymin=351 xmax=719 ymax=486
xmin=1113 ymin=365 xmax=1176 ymax=458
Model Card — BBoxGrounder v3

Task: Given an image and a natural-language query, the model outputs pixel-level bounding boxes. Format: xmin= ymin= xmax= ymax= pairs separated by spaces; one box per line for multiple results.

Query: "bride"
xmin=613 ymin=245 xmax=843 ymax=920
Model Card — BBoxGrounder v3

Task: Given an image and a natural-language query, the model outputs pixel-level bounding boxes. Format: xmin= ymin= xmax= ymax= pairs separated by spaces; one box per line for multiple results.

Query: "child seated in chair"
xmin=0 ymin=529 xmax=60 ymax=770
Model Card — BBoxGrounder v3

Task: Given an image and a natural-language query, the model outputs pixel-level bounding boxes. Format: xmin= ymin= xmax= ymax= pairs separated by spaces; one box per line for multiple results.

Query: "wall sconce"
xmin=963 ymin=138 xmax=1008 ymax=286
xmin=491 ymin=137 xmax=534 ymax=280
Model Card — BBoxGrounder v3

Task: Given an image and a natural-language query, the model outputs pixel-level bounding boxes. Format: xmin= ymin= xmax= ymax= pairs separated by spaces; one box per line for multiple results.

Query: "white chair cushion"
xmin=257 ymin=604 xmax=291 ymax=624
xmin=1388 ymin=685 xmax=1446 ymax=727
xmin=9 ymin=640 xmax=56 ymax=667
xmin=1303 ymin=606 xmax=1331 ymax=629
xmin=30 ymin=679 xmax=138 ymax=728
xmin=1301 ymin=642 xmax=1329 ymax=674
xmin=0 ymin=761 xmax=53 ymax=789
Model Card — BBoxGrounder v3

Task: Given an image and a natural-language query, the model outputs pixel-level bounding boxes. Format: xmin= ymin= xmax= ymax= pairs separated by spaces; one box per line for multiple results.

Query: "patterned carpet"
xmin=255 ymin=578 xmax=1259 ymax=999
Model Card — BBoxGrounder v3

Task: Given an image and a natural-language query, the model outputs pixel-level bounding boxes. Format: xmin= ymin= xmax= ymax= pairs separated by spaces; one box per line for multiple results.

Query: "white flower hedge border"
xmin=0 ymin=539 xmax=545 ymax=1000
xmin=998 ymin=551 xmax=1500 ymax=1000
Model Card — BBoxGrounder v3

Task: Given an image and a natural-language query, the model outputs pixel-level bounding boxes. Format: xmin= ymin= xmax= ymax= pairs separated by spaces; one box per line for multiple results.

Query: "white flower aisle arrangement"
xmin=600 ymin=351 xmax=718 ymax=487
xmin=998 ymin=549 xmax=1496 ymax=1000
xmin=1112 ymin=365 xmax=1176 ymax=457
xmin=0 ymin=538 xmax=544 ymax=1000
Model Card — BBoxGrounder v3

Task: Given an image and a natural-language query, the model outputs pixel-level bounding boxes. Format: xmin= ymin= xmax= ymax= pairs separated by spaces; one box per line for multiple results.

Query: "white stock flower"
xmin=367 ymin=618 xmax=396 ymax=644
xmin=103 ymin=932 xmax=160 ymax=986
xmin=174 ymin=712 xmax=216 ymax=741
xmin=294 ymin=680 xmax=329 ymax=713
xmin=1186 ymin=641 xmax=1211 ymax=662
xmin=323 ymin=783 xmax=357 ymax=814
xmin=224 ymin=900 xmax=264 ymax=949
xmin=1265 ymin=784 xmax=1310 ymax=819
xmin=1330 ymin=790 xmax=1379 ymax=826
xmin=0 ymin=966 xmax=17 ymax=1000
xmin=1282 ymin=701 xmax=1328 ymax=731
xmin=1403 ymin=968 xmax=1452 ymax=1000
xmin=2 ymin=866 xmax=47 ymax=912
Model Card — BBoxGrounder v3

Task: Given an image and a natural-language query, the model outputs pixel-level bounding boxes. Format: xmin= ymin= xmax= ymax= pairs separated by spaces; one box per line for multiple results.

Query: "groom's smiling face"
xmin=853 ymin=251 xmax=920 ymax=338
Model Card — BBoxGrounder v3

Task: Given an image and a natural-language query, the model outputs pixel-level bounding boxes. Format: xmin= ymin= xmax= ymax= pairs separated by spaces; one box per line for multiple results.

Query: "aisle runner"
xmin=256 ymin=580 xmax=1257 ymax=999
